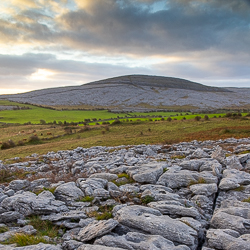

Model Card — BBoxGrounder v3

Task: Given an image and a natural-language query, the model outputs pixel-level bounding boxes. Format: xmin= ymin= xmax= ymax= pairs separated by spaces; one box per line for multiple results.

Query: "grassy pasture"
xmin=0 ymin=115 xmax=250 ymax=160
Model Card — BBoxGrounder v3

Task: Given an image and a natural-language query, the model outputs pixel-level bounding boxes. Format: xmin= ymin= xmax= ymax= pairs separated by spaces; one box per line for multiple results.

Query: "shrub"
xmin=1 ymin=141 xmax=11 ymax=150
xmin=204 ymin=115 xmax=209 ymax=121
xmin=194 ymin=116 xmax=201 ymax=121
xmin=167 ymin=117 xmax=172 ymax=122
xmin=28 ymin=135 xmax=40 ymax=143
xmin=112 ymin=119 xmax=121 ymax=125
xmin=40 ymin=120 xmax=46 ymax=125
xmin=17 ymin=140 xmax=25 ymax=146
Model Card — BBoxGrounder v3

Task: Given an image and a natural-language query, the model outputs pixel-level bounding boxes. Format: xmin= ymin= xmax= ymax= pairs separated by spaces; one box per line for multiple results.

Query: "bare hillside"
xmin=1 ymin=75 xmax=250 ymax=111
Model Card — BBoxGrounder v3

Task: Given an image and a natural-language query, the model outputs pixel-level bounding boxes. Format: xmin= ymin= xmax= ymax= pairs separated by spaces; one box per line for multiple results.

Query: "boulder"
xmin=126 ymin=163 xmax=163 ymax=184
xmin=54 ymin=182 xmax=84 ymax=202
xmin=115 ymin=205 xmax=198 ymax=249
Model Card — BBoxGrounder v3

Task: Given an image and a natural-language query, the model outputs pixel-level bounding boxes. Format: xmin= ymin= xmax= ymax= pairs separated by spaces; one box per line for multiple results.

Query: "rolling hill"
xmin=1 ymin=75 xmax=250 ymax=111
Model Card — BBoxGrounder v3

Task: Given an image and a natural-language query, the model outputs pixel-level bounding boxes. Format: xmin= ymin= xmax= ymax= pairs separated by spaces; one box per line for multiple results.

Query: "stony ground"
xmin=1 ymin=137 xmax=250 ymax=249
xmin=1 ymin=75 xmax=250 ymax=110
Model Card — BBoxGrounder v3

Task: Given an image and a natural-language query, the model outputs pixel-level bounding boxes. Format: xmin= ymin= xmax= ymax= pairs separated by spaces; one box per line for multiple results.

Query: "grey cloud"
xmin=53 ymin=0 xmax=250 ymax=56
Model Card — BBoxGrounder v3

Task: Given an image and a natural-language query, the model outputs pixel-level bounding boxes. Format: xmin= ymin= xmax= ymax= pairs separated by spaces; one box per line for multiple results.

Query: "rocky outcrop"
xmin=1 ymin=137 xmax=250 ymax=249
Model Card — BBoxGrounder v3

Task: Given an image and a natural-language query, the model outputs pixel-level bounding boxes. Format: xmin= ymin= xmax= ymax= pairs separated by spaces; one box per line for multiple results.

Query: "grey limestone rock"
xmin=189 ymin=183 xmax=218 ymax=196
xmin=210 ymin=211 xmax=250 ymax=234
xmin=77 ymin=219 xmax=119 ymax=242
xmin=8 ymin=179 xmax=30 ymax=191
xmin=77 ymin=244 xmax=124 ymax=250
xmin=95 ymin=231 xmax=190 ymax=250
xmin=41 ymin=210 xmax=87 ymax=222
xmin=191 ymin=148 xmax=210 ymax=159
xmin=205 ymin=229 xmax=250 ymax=250
xmin=54 ymin=182 xmax=84 ymax=202
xmin=219 ymin=169 xmax=250 ymax=191
xmin=126 ymin=163 xmax=163 ymax=184
xmin=211 ymin=146 xmax=226 ymax=165
xmin=115 ymin=205 xmax=198 ymax=249
xmin=89 ymin=173 xmax=118 ymax=181
xmin=226 ymin=155 xmax=243 ymax=170
xmin=148 ymin=201 xmax=201 ymax=219
xmin=0 ymin=243 xmax=62 ymax=250
xmin=0 ymin=211 xmax=21 ymax=223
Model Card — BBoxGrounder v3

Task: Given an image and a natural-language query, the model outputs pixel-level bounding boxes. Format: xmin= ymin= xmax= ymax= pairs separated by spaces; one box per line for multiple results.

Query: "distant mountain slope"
xmin=86 ymin=75 xmax=230 ymax=92
xmin=1 ymin=75 xmax=250 ymax=111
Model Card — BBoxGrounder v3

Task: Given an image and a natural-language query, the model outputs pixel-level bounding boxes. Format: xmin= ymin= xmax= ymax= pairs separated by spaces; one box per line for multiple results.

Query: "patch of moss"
xmin=233 ymin=185 xmax=245 ymax=192
xmin=141 ymin=195 xmax=154 ymax=204
xmin=77 ymin=196 xmax=94 ymax=202
xmin=242 ymin=197 xmax=250 ymax=203
xmin=188 ymin=178 xmax=206 ymax=186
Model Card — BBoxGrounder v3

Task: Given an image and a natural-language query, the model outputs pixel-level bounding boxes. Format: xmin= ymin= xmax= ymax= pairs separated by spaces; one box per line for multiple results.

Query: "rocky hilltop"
xmin=1 ymin=75 xmax=250 ymax=111
xmin=1 ymin=137 xmax=250 ymax=249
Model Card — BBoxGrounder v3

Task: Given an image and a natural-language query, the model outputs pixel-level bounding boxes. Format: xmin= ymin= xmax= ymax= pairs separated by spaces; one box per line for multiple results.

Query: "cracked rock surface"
xmin=1 ymin=137 xmax=250 ymax=249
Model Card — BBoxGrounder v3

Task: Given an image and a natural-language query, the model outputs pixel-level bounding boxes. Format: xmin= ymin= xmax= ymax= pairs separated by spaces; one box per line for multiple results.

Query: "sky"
xmin=0 ymin=0 xmax=250 ymax=94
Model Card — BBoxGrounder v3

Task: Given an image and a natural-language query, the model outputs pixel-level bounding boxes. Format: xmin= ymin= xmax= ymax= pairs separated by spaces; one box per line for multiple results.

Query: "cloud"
xmin=0 ymin=0 xmax=250 ymax=93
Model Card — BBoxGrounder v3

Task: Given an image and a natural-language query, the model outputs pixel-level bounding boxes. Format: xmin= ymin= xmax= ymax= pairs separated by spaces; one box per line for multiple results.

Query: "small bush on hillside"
xmin=1 ymin=140 xmax=16 ymax=150
xmin=1 ymin=142 xmax=11 ymax=150
xmin=17 ymin=140 xmax=25 ymax=146
xmin=204 ymin=115 xmax=209 ymax=121
xmin=40 ymin=120 xmax=46 ymax=125
xmin=225 ymin=113 xmax=232 ymax=117
xmin=167 ymin=117 xmax=172 ymax=122
xmin=194 ymin=116 xmax=201 ymax=121
xmin=112 ymin=119 xmax=121 ymax=125
xmin=28 ymin=135 xmax=40 ymax=143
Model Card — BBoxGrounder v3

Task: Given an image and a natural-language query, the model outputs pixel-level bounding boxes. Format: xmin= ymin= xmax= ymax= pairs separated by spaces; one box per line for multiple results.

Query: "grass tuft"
xmin=141 ymin=195 xmax=154 ymax=204
xmin=233 ymin=185 xmax=245 ymax=192
xmin=242 ymin=197 xmax=250 ymax=203
xmin=87 ymin=205 xmax=114 ymax=220
xmin=28 ymin=215 xmax=62 ymax=238
xmin=0 ymin=226 xmax=8 ymax=233
xmin=77 ymin=196 xmax=94 ymax=202
xmin=2 ymin=233 xmax=48 ymax=246
xmin=189 ymin=178 xmax=206 ymax=186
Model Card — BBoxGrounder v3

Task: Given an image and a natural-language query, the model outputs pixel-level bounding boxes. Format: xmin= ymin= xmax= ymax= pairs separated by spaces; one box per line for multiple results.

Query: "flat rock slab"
xmin=95 ymin=231 xmax=190 ymax=250
xmin=0 ymin=243 xmax=62 ymax=250
xmin=205 ymin=229 xmax=250 ymax=250
xmin=77 ymin=245 xmax=124 ymax=250
xmin=41 ymin=210 xmax=87 ymax=222
xmin=114 ymin=205 xmax=197 ymax=248
xmin=148 ymin=201 xmax=201 ymax=219
xmin=77 ymin=219 xmax=119 ymax=242
xmin=126 ymin=163 xmax=163 ymax=184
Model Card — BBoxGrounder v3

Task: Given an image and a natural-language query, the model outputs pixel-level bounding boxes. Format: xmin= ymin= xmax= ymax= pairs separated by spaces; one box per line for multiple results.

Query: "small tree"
xmin=194 ymin=116 xmax=201 ymax=121
xmin=40 ymin=120 xmax=46 ymax=125
xmin=204 ymin=115 xmax=209 ymax=121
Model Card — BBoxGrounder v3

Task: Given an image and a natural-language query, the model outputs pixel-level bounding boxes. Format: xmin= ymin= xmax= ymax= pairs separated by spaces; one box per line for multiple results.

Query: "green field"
xmin=0 ymin=100 xmax=244 ymax=125
xmin=0 ymin=100 xmax=249 ymax=160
